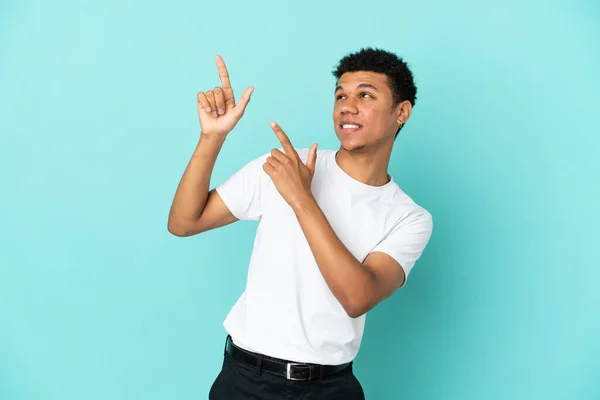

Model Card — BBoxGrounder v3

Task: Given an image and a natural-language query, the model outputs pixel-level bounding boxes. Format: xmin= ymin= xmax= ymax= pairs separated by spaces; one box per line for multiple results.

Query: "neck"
xmin=335 ymin=145 xmax=392 ymax=187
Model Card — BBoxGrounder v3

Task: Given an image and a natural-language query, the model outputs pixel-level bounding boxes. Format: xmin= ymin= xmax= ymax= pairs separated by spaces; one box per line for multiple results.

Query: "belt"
xmin=224 ymin=335 xmax=352 ymax=381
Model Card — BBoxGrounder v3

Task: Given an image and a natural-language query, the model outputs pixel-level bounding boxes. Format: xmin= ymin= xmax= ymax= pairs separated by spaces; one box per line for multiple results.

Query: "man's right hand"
xmin=197 ymin=55 xmax=254 ymax=137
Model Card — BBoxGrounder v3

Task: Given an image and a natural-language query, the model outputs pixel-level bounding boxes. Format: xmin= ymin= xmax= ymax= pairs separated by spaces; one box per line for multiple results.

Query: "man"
xmin=168 ymin=48 xmax=433 ymax=399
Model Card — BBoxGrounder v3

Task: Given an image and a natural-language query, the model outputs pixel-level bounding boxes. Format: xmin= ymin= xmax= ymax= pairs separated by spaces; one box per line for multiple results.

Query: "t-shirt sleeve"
xmin=370 ymin=209 xmax=433 ymax=288
xmin=214 ymin=152 xmax=271 ymax=221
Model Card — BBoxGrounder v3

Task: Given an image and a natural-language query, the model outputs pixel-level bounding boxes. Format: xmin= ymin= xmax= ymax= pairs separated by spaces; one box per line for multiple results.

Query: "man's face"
xmin=333 ymin=71 xmax=401 ymax=152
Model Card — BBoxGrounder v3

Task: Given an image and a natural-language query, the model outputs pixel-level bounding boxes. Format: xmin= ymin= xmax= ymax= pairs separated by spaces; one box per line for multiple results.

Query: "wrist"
xmin=291 ymin=192 xmax=317 ymax=215
xmin=198 ymin=132 xmax=226 ymax=147
xmin=200 ymin=130 xmax=228 ymax=140
xmin=194 ymin=133 xmax=226 ymax=159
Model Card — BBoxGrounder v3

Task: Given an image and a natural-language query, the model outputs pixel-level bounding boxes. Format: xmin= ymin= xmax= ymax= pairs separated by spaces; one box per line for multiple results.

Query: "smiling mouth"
xmin=340 ymin=123 xmax=362 ymax=132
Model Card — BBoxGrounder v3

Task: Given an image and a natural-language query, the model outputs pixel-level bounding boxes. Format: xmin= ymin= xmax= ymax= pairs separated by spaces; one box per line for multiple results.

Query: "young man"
xmin=168 ymin=48 xmax=433 ymax=399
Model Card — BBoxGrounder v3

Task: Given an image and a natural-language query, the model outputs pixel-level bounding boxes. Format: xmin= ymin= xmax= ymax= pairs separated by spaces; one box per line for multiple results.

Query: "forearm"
xmin=293 ymin=196 xmax=376 ymax=317
xmin=168 ymin=134 xmax=226 ymax=229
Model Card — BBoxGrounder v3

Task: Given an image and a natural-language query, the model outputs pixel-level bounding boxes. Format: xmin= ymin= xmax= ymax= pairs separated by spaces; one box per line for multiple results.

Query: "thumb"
xmin=306 ymin=143 xmax=318 ymax=174
xmin=234 ymin=86 xmax=254 ymax=114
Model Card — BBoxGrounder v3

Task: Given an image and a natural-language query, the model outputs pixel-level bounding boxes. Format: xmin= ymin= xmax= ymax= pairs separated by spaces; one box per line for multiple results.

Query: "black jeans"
xmin=208 ymin=344 xmax=365 ymax=399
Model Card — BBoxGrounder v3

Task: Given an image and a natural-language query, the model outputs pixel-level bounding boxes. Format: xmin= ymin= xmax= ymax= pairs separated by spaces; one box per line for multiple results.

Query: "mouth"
xmin=339 ymin=123 xmax=363 ymax=133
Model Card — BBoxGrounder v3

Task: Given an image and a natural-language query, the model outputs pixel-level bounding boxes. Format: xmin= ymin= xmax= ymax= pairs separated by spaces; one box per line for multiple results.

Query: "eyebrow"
xmin=335 ymin=83 xmax=379 ymax=93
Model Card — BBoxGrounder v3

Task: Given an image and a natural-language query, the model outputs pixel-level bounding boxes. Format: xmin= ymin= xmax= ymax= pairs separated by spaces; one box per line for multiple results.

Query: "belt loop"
xmin=256 ymin=354 xmax=264 ymax=376
xmin=319 ymin=365 xmax=325 ymax=380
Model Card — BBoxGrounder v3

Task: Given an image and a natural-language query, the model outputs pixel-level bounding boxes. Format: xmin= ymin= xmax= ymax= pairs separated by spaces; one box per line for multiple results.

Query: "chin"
xmin=339 ymin=139 xmax=368 ymax=152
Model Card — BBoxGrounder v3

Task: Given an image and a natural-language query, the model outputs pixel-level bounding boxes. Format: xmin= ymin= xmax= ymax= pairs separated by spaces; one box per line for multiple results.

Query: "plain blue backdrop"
xmin=1 ymin=0 xmax=599 ymax=399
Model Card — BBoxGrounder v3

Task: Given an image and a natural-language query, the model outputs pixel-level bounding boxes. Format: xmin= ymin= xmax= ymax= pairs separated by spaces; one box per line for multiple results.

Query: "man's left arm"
xmin=293 ymin=197 xmax=409 ymax=318
xmin=262 ymin=121 xmax=433 ymax=318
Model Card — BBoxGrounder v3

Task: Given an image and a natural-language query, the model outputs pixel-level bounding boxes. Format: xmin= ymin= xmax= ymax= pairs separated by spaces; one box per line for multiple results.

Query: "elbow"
xmin=340 ymin=277 xmax=376 ymax=318
xmin=345 ymin=308 xmax=364 ymax=319
xmin=168 ymin=220 xmax=207 ymax=237
xmin=167 ymin=220 xmax=191 ymax=237
xmin=342 ymin=299 xmax=371 ymax=319
xmin=167 ymin=226 xmax=187 ymax=237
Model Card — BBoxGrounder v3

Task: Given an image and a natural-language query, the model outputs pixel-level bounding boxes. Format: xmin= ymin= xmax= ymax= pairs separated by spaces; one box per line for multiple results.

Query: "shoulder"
xmin=388 ymin=186 xmax=433 ymax=231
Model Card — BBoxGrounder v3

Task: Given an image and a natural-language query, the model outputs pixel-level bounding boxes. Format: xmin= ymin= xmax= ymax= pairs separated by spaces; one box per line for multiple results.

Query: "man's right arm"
xmin=167 ymin=134 xmax=237 ymax=237
xmin=167 ymin=54 xmax=254 ymax=237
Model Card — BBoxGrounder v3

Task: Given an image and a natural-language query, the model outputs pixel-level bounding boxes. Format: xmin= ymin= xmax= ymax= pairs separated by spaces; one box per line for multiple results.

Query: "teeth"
xmin=342 ymin=124 xmax=360 ymax=129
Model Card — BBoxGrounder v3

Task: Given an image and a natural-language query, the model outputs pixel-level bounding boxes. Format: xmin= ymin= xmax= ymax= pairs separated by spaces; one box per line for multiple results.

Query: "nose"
xmin=339 ymin=97 xmax=358 ymax=114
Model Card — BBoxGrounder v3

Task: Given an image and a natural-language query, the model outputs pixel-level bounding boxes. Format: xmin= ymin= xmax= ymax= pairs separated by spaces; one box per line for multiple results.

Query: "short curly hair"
xmin=332 ymin=48 xmax=417 ymax=136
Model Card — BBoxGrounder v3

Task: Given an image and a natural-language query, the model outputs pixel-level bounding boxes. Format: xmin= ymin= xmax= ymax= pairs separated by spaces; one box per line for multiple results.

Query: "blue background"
xmin=1 ymin=0 xmax=598 ymax=398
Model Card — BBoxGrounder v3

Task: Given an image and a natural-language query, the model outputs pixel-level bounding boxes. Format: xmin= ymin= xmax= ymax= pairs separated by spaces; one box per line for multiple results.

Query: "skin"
xmin=333 ymin=71 xmax=412 ymax=187
xmin=168 ymin=56 xmax=414 ymax=318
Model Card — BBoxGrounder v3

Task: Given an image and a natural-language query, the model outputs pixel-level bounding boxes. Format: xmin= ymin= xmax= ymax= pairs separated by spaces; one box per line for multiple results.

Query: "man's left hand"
xmin=263 ymin=121 xmax=318 ymax=210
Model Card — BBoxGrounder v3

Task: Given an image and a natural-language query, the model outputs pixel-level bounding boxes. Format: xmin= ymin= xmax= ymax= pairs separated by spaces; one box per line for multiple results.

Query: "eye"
xmin=360 ymin=92 xmax=373 ymax=98
xmin=336 ymin=94 xmax=346 ymax=100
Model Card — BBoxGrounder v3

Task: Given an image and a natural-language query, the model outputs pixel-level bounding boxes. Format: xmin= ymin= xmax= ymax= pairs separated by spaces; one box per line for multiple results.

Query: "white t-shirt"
xmin=215 ymin=148 xmax=433 ymax=365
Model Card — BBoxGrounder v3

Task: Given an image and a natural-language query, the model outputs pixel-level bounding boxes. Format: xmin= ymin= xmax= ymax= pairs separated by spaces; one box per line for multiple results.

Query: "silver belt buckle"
xmin=286 ymin=363 xmax=310 ymax=380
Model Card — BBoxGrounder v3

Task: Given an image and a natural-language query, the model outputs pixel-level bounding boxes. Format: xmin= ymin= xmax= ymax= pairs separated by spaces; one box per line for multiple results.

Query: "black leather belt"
xmin=224 ymin=335 xmax=351 ymax=381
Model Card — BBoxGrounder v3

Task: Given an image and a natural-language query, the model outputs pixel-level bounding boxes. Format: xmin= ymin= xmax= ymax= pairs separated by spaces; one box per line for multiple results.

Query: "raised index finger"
xmin=270 ymin=122 xmax=297 ymax=156
xmin=216 ymin=55 xmax=235 ymax=109
xmin=215 ymin=55 xmax=232 ymax=90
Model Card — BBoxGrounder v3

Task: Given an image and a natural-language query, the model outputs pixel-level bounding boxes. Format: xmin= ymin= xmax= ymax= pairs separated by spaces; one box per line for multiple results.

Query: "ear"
xmin=396 ymin=100 xmax=412 ymax=125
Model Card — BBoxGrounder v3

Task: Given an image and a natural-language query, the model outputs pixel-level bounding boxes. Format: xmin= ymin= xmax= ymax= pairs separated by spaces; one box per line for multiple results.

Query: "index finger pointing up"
xmin=215 ymin=55 xmax=235 ymax=108
xmin=215 ymin=55 xmax=232 ymax=88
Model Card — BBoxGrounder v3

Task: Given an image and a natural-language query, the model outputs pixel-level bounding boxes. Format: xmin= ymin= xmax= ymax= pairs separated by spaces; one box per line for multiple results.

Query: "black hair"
xmin=332 ymin=47 xmax=417 ymax=137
